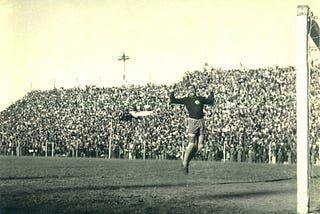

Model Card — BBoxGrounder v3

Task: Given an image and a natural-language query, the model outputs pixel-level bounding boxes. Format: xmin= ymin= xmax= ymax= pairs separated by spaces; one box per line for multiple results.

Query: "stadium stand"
xmin=0 ymin=66 xmax=319 ymax=164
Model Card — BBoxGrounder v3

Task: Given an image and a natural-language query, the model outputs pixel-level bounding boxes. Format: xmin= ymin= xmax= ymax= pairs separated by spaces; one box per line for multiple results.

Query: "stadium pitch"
xmin=0 ymin=156 xmax=319 ymax=214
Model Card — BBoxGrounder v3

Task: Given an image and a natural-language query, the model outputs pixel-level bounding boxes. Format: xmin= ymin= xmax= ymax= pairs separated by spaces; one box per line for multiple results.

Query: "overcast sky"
xmin=0 ymin=0 xmax=319 ymax=111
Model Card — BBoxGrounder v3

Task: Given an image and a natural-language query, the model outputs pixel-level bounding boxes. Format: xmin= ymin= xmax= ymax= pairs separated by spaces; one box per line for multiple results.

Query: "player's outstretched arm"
xmin=206 ymin=86 xmax=215 ymax=105
xmin=208 ymin=91 xmax=214 ymax=105
xmin=168 ymin=85 xmax=186 ymax=105
xmin=167 ymin=84 xmax=175 ymax=104
xmin=169 ymin=90 xmax=176 ymax=104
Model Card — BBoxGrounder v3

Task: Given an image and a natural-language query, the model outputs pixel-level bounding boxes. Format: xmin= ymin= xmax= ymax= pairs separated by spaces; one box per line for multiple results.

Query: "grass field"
xmin=0 ymin=156 xmax=319 ymax=214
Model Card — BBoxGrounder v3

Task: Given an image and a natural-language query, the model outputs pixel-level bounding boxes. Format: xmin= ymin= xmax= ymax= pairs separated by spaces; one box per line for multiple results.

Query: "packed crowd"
xmin=0 ymin=65 xmax=320 ymax=165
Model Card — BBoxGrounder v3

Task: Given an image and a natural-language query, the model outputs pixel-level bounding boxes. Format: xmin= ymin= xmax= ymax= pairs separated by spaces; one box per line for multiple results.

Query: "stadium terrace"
xmin=0 ymin=66 xmax=319 ymax=165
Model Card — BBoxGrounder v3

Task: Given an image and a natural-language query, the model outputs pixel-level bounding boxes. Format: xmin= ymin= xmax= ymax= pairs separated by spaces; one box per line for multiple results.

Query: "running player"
xmin=169 ymin=85 xmax=214 ymax=174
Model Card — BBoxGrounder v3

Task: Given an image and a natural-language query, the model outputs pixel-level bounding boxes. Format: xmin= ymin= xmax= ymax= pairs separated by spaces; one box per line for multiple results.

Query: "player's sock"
xmin=181 ymin=149 xmax=185 ymax=160
xmin=195 ymin=143 xmax=203 ymax=156
xmin=187 ymin=146 xmax=197 ymax=164
xmin=182 ymin=143 xmax=194 ymax=167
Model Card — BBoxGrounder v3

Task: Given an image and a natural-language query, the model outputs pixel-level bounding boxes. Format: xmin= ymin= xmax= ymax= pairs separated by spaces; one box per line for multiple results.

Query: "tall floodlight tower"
xmin=296 ymin=5 xmax=320 ymax=214
xmin=118 ymin=52 xmax=130 ymax=84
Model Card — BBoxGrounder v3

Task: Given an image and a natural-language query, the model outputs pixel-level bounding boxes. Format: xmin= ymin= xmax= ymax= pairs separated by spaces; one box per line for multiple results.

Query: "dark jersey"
xmin=169 ymin=92 xmax=214 ymax=119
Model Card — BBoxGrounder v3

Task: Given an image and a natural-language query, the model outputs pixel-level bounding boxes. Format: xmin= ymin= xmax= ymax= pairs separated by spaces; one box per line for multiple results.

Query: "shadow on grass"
xmin=1 ymin=181 xmax=298 ymax=214
xmin=1 ymin=178 xmax=297 ymax=197
xmin=193 ymin=189 xmax=295 ymax=200
xmin=0 ymin=174 xmax=298 ymax=182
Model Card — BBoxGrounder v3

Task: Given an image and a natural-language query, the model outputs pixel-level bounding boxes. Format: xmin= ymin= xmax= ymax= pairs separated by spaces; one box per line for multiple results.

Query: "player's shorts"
xmin=187 ymin=118 xmax=205 ymax=136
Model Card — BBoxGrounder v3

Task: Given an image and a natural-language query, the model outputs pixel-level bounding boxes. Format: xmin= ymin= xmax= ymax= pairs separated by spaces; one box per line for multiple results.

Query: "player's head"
xmin=187 ymin=85 xmax=196 ymax=97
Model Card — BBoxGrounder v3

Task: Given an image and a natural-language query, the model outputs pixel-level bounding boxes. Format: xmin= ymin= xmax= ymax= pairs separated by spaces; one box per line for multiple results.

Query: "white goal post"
xmin=296 ymin=4 xmax=320 ymax=214
xmin=296 ymin=5 xmax=309 ymax=214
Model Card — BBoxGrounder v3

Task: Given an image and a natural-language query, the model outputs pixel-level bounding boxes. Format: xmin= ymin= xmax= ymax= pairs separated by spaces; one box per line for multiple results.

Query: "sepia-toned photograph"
xmin=0 ymin=0 xmax=320 ymax=213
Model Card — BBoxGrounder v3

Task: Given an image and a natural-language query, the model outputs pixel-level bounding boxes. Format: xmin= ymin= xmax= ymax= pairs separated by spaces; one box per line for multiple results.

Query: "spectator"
xmin=0 ymin=65 xmax=319 ymax=166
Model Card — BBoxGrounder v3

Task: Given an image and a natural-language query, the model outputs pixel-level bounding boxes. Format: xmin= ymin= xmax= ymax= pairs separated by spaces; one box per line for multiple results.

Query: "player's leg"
xmin=181 ymin=141 xmax=188 ymax=160
xmin=181 ymin=119 xmax=200 ymax=174
xmin=184 ymin=134 xmax=205 ymax=172
xmin=196 ymin=134 xmax=205 ymax=155
xmin=195 ymin=120 xmax=205 ymax=156
xmin=187 ymin=133 xmax=199 ymax=163
xmin=182 ymin=133 xmax=196 ymax=168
